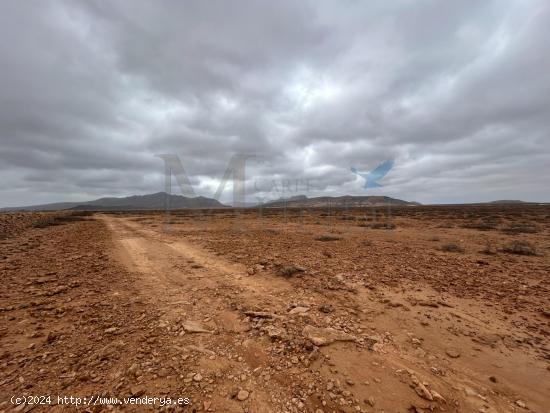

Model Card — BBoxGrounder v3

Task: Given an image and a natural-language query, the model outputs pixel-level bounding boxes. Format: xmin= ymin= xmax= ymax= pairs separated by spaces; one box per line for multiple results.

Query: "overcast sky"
xmin=1 ymin=0 xmax=549 ymax=206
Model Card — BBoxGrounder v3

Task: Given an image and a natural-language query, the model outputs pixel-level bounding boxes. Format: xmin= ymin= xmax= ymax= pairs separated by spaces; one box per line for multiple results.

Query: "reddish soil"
xmin=0 ymin=206 xmax=549 ymax=412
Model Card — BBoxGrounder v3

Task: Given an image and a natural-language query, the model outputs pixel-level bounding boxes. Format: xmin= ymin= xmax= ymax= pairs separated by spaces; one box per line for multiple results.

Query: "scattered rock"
xmin=515 ymin=400 xmax=526 ymax=409
xmin=414 ymin=382 xmax=433 ymax=401
xmin=183 ymin=321 xmax=213 ymax=333
xmin=276 ymin=264 xmax=305 ymax=277
xmin=418 ymin=300 xmax=439 ymax=308
xmin=431 ymin=390 xmax=446 ymax=403
xmin=318 ymin=304 xmax=333 ymax=313
xmin=244 ymin=311 xmax=278 ymax=319
xmin=410 ymin=375 xmax=433 ymax=401
xmin=445 ymin=348 xmax=460 ymax=358
xmin=289 ymin=306 xmax=309 ymax=315
xmin=303 ymin=325 xmax=356 ymax=346
xmin=237 ymin=389 xmax=249 ymax=401
xmin=46 ymin=332 xmax=58 ymax=343
xmin=130 ymin=386 xmax=145 ymax=397
xmin=263 ymin=325 xmax=285 ymax=339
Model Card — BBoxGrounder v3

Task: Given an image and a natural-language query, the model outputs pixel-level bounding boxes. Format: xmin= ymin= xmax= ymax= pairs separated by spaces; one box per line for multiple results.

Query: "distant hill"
xmin=0 ymin=192 xmax=226 ymax=211
xmin=489 ymin=200 xmax=527 ymax=204
xmin=259 ymin=195 xmax=419 ymax=208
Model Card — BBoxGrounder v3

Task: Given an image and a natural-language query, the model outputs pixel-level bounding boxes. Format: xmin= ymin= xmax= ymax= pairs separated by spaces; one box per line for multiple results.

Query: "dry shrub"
xmin=315 ymin=234 xmax=342 ymax=241
xmin=370 ymin=222 xmax=396 ymax=229
xmin=441 ymin=243 xmax=465 ymax=253
xmin=462 ymin=220 xmax=497 ymax=231
xmin=502 ymin=223 xmax=538 ymax=234
xmin=33 ymin=212 xmax=92 ymax=228
xmin=275 ymin=264 xmax=305 ymax=277
xmin=501 ymin=240 xmax=537 ymax=256
xmin=480 ymin=241 xmax=497 ymax=255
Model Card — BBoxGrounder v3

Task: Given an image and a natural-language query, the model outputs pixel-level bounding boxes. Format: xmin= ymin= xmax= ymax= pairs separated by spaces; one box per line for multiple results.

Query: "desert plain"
xmin=0 ymin=205 xmax=549 ymax=412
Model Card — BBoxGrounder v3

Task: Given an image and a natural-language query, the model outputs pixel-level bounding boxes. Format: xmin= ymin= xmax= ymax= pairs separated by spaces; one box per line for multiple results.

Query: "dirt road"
xmin=1 ymin=209 xmax=549 ymax=412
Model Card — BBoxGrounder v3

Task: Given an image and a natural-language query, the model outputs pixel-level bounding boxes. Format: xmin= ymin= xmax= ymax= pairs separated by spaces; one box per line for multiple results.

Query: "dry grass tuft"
xmin=315 ymin=234 xmax=342 ymax=241
xmin=501 ymin=240 xmax=537 ymax=256
xmin=441 ymin=243 xmax=465 ymax=253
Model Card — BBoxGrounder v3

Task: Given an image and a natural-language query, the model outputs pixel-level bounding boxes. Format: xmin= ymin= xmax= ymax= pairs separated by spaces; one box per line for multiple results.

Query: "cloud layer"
xmin=1 ymin=0 xmax=549 ymax=206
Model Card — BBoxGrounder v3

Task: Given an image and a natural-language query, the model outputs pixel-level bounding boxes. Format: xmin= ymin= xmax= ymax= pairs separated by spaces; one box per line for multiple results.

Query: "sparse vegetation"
xmin=441 ymin=242 xmax=465 ymax=253
xmin=32 ymin=211 xmax=92 ymax=228
xmin=462 ymin=220 xmax=498 ymax=231
xmin=480 ymin=241 xmax=497 ymax=255
xmin=501 ymin=240 xmax=537 ymax=256
xmin=1 ymin=205 xmax=549 ymax=413
xmin=370 ymin=222 xmax=396 ymax=229
xmin=502 ymin=223 xmax=538 ymax=234
xmin=315 ymin=234 xmax=342 ymax=241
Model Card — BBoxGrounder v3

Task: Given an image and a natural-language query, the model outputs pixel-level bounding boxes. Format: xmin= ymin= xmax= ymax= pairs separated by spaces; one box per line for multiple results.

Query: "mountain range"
xmin=260 ymin=195 xmax=419 ymax=208
xmin=4 ymin=193 xmax=537 ymax=212
xmin=0 ymin=192 xmax=226 ymax=211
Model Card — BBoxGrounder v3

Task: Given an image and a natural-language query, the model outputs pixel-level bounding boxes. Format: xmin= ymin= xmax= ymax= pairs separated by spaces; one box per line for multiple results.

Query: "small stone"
xmin=130 ymin=386 xmax=145 ymax=397
xmin=104 ymin=327 xmax=117 ymax=334
xmin=289 ymin=306 xmax=309 ymax=315
xmin=415 ymin=383 xmax=433 ymax=401
xmin=303 ymin=325 xmax=356 ymax=346
xmin=183 ymin=321 xmax=213 ymax=333
xmin=319 ymin=304 xmax=333 ymax=313
xmin=445 ymin=348 xmax=460 ymax=358
xmin=431 ymin=390 xmax=446 ymax=403
xmin=515 ymin=400 xmax=526 ymax=409
xmin=237 ymin=389 xmax=249 ymax=401
xmin=203 ymin=400 xmax=212 ymax=411
xmin=365 ymin=396 xmax=375 ymax=406
xmin=489 ymin=376 xmax=497 ymax=383
xmin=193 ymin=373 xmax=203 ymax=382
xmin=46 ymin=332 xmax=58 ymax=343
xmin=264 ymin=325 xmax=284 ymax=339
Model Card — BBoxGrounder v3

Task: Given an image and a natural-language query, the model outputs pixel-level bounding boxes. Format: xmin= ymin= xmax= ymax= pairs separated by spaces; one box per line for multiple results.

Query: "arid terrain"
xmin=1 ymin=206 xmax=549 ymax=412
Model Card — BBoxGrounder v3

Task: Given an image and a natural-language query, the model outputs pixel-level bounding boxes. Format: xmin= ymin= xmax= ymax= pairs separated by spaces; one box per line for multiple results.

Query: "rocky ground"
xmin=0 ymin=206 xmax=549 ymax=412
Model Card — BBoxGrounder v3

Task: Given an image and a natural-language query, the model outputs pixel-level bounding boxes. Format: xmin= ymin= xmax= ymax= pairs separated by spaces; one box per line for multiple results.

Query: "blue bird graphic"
xmin=351 ymin=159 xmax=394 ymax=189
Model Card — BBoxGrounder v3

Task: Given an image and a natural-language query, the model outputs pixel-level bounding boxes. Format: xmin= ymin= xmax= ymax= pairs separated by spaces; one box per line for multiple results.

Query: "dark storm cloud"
xmin=1 ymin=0 xmax=549 ymax=206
